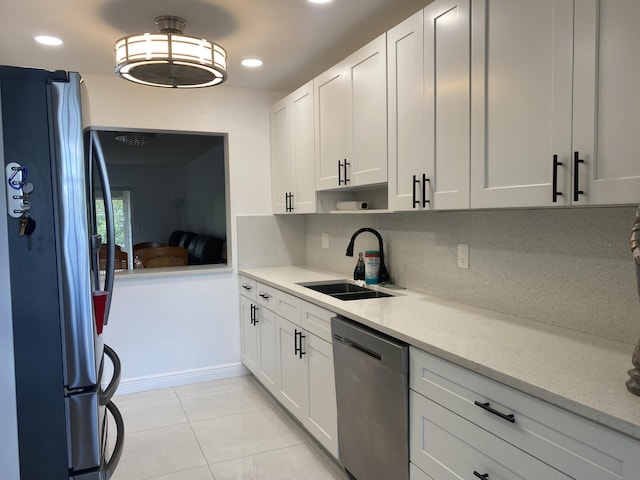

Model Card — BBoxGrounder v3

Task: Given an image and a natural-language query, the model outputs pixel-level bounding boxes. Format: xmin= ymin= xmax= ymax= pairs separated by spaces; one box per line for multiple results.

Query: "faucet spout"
xmin=345 ymin=227 xmax=390 ymax=284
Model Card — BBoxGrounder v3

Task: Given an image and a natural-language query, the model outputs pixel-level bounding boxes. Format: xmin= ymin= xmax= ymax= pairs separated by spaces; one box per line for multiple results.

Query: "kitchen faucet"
xmin=345 ymin=227 xmax=390 ymax=284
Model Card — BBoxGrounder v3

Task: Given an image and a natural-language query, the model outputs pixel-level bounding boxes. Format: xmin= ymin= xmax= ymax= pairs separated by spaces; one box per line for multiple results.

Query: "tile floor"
xmin=109 ymin=375 xmax=348 ymax=480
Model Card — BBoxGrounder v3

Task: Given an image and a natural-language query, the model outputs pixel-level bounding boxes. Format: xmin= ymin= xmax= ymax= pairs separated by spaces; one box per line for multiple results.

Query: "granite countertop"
xmin=240 ymin=265 xmax=640 ymax=441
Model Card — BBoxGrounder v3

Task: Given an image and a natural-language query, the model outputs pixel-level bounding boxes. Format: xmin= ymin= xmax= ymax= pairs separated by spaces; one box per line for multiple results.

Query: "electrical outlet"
xmin=322 ymin=233 xmax=329 ymax=249
xmin=457 ymin=243 xmax=469 ymax=269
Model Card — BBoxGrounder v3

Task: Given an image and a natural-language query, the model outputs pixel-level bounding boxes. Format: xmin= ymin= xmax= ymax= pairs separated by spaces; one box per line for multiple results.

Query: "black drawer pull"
xmin=258 ymin=292 xmax=271 ymax=299
xmin=473 ymin=472 xmax=489 ymax=480
xmin=241 ymin=284 xmax=253 ymax=290
xmin=474 ymin=401 xmax=515 ymax=423
xmin=412 ymin=175 xmax=419 ymax=208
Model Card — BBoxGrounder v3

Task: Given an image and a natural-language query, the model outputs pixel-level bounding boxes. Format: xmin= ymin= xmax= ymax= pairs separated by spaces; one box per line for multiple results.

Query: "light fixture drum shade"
xmin=114 ymin=17 xmax=227 ymax=88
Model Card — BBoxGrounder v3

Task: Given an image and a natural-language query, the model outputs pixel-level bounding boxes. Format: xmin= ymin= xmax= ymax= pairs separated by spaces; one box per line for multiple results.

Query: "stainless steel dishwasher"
xmin=331 ymin=316 xmax=409 ymax=480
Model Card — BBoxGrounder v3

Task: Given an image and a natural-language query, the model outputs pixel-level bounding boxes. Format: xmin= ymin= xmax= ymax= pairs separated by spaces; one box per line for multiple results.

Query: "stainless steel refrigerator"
xmin=1 ymin=66 xmax=124 ymax=479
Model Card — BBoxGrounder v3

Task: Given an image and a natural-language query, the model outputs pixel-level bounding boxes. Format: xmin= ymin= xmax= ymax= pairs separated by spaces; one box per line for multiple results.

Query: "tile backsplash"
xmin=238 ymin=206 xmax=640 ymax=345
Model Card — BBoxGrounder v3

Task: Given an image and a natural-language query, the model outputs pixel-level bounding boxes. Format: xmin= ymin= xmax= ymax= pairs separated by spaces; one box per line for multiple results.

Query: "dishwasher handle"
xmin=344 ymin=339 xmax=382 ymax=362
xmin=331 ymin=316 xmax=409 ymax=373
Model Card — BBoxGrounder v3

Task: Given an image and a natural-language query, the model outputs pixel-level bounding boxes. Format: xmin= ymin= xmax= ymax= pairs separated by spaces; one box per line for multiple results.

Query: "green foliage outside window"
xmin=95 ymin=196 xmax=126 ymax=248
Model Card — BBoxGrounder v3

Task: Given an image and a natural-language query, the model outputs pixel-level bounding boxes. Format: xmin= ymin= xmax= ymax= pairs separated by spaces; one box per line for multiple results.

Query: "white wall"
xmin=106 ymin=270 xmax=244 ymax=393
xmin=82 ymin=74 xmax=285 ymax=389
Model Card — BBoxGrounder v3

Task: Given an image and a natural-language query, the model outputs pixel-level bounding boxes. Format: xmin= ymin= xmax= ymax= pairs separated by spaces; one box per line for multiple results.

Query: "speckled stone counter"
xmin=240 ymin=265 xmax=640 ymax=441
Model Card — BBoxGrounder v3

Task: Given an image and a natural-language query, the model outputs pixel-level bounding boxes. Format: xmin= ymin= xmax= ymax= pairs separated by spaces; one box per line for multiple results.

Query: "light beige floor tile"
xmin=114 ymin=387 xmax=177 ymax=405
xmin=175 ymin=375 xmax=251 ymax=397
xmin=116 ymin=392 xmax=189 ymax=434
xmin=147 ymin=466 xmax=215 ymax=480
xmin=209 ymin=444 xmax=346 ymax=480
xmin=111 ymin=423 xmax=207 ymax=480
xmin=191 ymin=408 xmax=306 ymax=464
xmin=178 ymin=378 xmax=271 ymax=422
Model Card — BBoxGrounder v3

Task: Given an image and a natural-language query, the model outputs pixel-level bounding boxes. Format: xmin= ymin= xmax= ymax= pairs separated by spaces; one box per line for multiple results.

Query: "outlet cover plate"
xmin=457 ymin=243 xmax=469 ymax=269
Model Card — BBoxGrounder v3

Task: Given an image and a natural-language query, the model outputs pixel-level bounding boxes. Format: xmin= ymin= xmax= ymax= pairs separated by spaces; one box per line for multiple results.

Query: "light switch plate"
xmin=322 ymin=233 xmax=329 ymax=249
xmin=457 ymin=243 xmax=469 ymax=269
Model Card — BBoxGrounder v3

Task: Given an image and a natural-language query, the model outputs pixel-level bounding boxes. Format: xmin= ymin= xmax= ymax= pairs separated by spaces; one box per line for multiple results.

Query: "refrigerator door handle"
xmin=91 ymin=130 xmax=115 ymax=324
xmin=104 ymin=401 xmax=125 ymax=479
xmin=101 ymin=344 xmax=121 ymax=405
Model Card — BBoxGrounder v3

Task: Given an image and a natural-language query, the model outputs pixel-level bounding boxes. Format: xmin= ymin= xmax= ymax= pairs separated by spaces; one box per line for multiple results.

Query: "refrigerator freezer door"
xmin=50 ymin=73 xmax=100 ymax=389
xmin=66 ymin=391 xmax=102 ymax=473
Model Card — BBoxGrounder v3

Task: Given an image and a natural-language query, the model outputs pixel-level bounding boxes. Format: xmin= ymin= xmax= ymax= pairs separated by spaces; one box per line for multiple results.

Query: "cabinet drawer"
xmin=410 ymin=391 xmax=571 ymax=480
xmin=410 ymin=462 xmax=432 ymax=480
xmin=410 ymin=347 xmax=632 ymax=480
xmin=239 ymin=275 xmax=257 ymax=301
xmin=256 ymin=283 xmax=300 ymax=323
xmin=301 ymin=302 xmax=334 ymax=343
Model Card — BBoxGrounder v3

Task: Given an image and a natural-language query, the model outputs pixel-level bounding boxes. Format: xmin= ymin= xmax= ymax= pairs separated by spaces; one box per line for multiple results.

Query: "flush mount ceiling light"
xmin=114 ymin=16 xmax=227 ymax=88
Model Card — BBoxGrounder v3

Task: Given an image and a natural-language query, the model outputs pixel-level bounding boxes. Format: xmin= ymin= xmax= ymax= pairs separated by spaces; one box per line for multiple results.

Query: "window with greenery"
xmin=95 ymin=189 xmax=133 ymax=267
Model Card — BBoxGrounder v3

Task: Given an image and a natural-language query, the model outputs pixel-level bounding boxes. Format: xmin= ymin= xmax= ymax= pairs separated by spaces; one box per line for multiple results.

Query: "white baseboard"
xmin=115 ymin=362 xmax=249 ymax=395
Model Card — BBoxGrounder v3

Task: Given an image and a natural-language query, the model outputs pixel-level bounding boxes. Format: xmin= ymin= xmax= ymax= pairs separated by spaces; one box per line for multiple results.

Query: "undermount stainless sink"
xmin=297 ymin=281 xmax=394 ymax=301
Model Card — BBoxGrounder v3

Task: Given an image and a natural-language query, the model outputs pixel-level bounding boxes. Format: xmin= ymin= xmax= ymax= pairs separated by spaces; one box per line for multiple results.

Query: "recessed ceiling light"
xmin=308 ymin=0 xmax=333 ymax=3
xmin=241 ymin=58 xmax=263 ymax=68
xmin=35 ymin=35 xmax=63 ymax=46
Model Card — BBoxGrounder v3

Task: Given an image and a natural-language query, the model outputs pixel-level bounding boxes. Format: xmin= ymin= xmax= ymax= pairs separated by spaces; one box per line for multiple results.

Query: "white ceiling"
xmin=2 ymin=0 xmax=433 ymax=92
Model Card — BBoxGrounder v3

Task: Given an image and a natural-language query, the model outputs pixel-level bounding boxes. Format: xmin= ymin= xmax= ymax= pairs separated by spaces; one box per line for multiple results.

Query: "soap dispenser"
xmin=353 ymin=252 xmax=365 ymax=281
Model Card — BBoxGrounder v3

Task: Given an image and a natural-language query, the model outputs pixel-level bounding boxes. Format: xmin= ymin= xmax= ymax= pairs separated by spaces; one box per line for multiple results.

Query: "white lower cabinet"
xmin=275 ymin=315 xmax=306 ymax=417
xmin=239 ymin=295 xmax=259 ymax=375
xmin=239 ymin=278 xmax=339 ymax=458
xmin=275 ymin=312 xmax=339 ymax=457
xmin=410 ymin=392 xmax=571 ymax=479
xmin=257 ymin=306 xmax=278 ymax=393
xmin=409 ymin=347 xmax=640 ymax=480
xmin=304 ymin=331 xmax=337 ymax=454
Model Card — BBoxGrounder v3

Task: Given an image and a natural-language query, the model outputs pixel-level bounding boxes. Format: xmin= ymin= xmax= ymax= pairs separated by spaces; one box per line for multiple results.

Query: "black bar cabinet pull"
xmin=474 ymin=401 xmax=515 ymax=423
xmin=422 ymin=174 xmax=430 ymax=208
xmin=285 ymin=192 xmax=289 ymax=212
xmin=285 ymin=192 xmax=294 ymax=212
xmin=294 ymin=329 xmax=300 ymax=355
xmin=338 ymin=160 xmax=344 ymax=185
xmin=250 ymin=304 xmax=258 ymax=325
xmin=299 ymin=331 xmax=306 ymax=358
xmin=294 ymin=329 xmax=306 ymax=358
xmin=473 ymin=471 xmax=490 ymax=480
xmin=573 ymin=151 xmax=584 ymax=202
xmin=412 ymin=175 xmax=420 ymax=208
xmin=344 ymin=159 xmax=350 ymax=184
xmin=552 ymin=154 xmax=563 ymax=203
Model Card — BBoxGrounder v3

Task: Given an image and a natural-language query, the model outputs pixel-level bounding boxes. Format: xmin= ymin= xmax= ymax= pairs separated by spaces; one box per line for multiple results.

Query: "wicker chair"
xmin=140 ymin=246 xmax=188 ymax=268
xmin=98 ymin=246 xmax=129 ymax=271
xmin=133 ymin=242 xmax=169 ymax=264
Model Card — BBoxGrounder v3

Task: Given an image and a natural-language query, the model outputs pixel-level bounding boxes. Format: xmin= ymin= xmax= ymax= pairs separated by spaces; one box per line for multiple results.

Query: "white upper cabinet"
xmin=388 ymin=0 xmax=470 ymax=212
xmin=270 ymin=81 xmax=316 ymax=214
xmin=470 ymin=0 xmax=574 ymax=208
xmin=387 ymin=11 xmax=426 ymax=211
xmin=315 ymin=34 xmax=387 ymax=191
xmin=271 ymin=98 xmax=293 ymax=214
xmin=572 ymin=0 xmax=640 ymax=205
